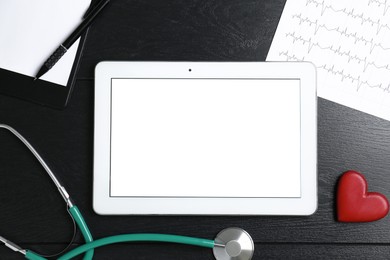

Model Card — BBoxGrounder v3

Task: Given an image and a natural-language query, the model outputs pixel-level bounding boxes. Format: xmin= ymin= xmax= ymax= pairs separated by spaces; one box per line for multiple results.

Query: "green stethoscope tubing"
xmin=14 ymin=206 xmax=96 ymax=260
xmin=68 ymin=206 xmax=94 ymax=260
xmin=58 ymin=234 xmax=214 ymax=260
xmin=0 ymin=124 xmax=94 ymax=260
xmin=23 ymin=205 xmax=214 ymax=260
xmin=25 ymin=234 xmax=214 ymax=260
xmin=0 ymin=124 xmax=216 ymax=260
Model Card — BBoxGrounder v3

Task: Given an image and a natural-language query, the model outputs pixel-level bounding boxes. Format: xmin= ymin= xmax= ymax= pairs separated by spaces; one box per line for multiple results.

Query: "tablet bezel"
xmin=94 ymin=61 xmax=317 ymax=215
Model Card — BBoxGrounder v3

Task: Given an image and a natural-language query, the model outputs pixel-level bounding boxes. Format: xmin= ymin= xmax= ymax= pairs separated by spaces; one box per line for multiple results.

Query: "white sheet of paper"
xmin=267 ymin=0 xmax=390 ymax=121
xmin=0 ymin=0 xmax=90 ymax=86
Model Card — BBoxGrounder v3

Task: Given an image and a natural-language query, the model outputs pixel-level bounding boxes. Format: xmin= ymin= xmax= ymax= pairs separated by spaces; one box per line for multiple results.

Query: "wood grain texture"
xmin=1 ymin=243 xmax=390 ymax=259
xmin=1 ymin=0 xmax=390 ymax=259
xmin=77 ymin=0 xmax=286 ymax=78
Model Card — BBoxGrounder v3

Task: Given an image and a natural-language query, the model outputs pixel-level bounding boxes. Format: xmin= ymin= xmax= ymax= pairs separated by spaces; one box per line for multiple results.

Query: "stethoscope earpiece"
xmin=213 ymin=227 xmax=254 ymax=260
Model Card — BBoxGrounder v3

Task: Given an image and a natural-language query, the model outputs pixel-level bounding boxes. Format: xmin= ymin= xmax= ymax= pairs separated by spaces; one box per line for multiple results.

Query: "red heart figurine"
xmin=337 ymin=170 xmax=389 ymax=222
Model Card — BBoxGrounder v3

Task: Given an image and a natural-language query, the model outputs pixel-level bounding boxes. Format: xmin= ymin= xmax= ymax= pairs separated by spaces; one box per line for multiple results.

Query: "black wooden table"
xmin=1 ymin=0 xmax=390 ymax=259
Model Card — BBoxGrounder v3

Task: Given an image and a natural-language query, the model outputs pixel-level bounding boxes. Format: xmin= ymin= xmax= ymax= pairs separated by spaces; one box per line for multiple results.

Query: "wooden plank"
xmin=1 ymin=243 xmax=390 ymax=259
xmin=77 ymin=0 xmax=286 ymax=78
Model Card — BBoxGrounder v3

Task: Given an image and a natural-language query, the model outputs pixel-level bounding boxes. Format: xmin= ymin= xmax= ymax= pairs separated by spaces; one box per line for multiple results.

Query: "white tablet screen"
xmin=110 ymin=78 xmax=301 ymax=198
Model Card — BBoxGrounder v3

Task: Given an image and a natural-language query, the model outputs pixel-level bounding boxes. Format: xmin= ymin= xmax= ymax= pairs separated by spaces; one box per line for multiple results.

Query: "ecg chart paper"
xmin=267 ymin=0 xmax=390 ymax=121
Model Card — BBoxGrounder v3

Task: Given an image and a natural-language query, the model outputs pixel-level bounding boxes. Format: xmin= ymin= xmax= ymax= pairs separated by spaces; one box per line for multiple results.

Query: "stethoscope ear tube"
xmin=0 ymin=124 xmax=72 ymax=206
xmin=1 ymin=124 xmax=254 ymax=260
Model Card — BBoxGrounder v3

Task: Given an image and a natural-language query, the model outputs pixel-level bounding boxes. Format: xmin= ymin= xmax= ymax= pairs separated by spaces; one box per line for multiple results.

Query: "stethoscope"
xmin=0 ymin=124 xmax=254 ymax=260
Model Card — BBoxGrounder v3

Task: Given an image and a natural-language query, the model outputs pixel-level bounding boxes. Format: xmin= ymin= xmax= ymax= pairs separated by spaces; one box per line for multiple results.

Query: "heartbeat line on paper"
xmin=285 ymin=32 xmax=390 ymax=72
xmin=279 ymin=51 xmax=390 ymax=93
xmin=267 ymin=0 xmax=390 ymax=121
xmin=291 ymin=14 xmax=390 ymax=53
xmin=368 ymin=0 xmax=390 ymax=15
xmin=306 ymin=0 xmax=390 ymax=34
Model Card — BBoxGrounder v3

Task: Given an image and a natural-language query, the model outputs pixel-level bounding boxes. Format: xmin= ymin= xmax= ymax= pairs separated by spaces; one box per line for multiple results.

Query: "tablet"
xmin=94 ymin=62 xmax=317 ymax=215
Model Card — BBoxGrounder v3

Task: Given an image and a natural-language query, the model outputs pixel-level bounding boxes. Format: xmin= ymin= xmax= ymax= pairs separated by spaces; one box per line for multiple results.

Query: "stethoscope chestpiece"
xmin=213 ymin=227 xmax=254 ymax=260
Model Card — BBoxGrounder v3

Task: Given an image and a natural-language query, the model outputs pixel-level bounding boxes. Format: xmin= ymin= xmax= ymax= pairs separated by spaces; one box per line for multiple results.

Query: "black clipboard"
xmin=0 ymin=30 xmax=88 ymax=110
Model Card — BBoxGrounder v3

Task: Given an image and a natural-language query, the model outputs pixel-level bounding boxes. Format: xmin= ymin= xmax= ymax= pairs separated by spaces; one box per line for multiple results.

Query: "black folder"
xmin=0 ymin=31 xmax=88 ymax=110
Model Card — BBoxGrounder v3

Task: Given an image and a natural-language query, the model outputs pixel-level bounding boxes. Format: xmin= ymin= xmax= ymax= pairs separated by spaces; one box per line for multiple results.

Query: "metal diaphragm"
xmin=213 ymin=227 xmax=254 ymax=260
